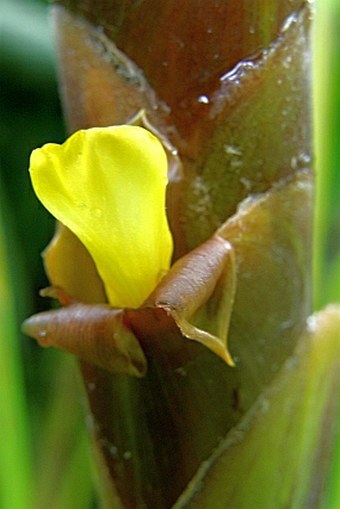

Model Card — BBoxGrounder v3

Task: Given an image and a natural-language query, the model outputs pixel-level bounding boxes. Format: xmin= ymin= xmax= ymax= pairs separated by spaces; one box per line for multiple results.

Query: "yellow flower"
xmin=29 ymin=125 xmax=173 ymax=309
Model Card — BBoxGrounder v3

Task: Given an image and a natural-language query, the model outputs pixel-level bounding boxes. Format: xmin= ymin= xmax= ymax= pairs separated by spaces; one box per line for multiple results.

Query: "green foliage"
xmin=0 ymin=177 xmax=33 ymax=509
xmin=313 ymin=3 xmax=340 ymax=504
xmin=314 ymin=0 xmax=340 ymax=308
xmin=173 ymin=307 xmax=340 ymax=509
xmin=1 ymin=0 xmax=96 ymax=507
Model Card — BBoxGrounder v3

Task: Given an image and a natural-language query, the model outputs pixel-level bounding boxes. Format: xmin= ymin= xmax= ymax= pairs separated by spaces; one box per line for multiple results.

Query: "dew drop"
xmin=283 ymin=55 xmax=293 ymax=69
xmin=291 ymin=152 xmax=312 ymax=171
xmin=175 ymin=367 xmax=187 ymax=377
xmin=307 ymin=315 xmax=317 ymax=332
xmin=109 ymin=445 xmax=118 ymax=457
xmin=224 ymin=144 xmax=242 ymax=156
xmin=230 ymin=158 xmax=243 ymax=169
xmin=260 ymin=398 xmax=270 ymax=414
xmin=198 ymin=95 xmax=210 ymax=105
xmin=240 ymin=177 xmax=252 ymax=190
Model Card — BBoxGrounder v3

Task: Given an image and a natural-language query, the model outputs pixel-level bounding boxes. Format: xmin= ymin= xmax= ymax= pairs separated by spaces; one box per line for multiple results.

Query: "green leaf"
xmin=0 ymin=176 xmax=33 ymax=509
xmin=174 ymin=306 xmax=340 ymax=509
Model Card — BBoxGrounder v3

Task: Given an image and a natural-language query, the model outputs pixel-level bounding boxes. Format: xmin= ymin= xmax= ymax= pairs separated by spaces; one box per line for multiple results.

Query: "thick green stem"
xmin=43 ymin=2 xmax=319 ymax=508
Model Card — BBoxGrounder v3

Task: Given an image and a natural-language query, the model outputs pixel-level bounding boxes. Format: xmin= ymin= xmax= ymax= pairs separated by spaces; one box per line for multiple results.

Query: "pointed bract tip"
xmin=21 ymin=313 xmax=51 ymax=346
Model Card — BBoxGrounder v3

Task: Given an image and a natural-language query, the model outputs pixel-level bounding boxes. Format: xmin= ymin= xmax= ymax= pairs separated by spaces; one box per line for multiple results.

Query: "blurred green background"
xmin=1 ymin=1 xmax=96 ymax=507
xmin=0 ymin=0 xmax=339 ymax=508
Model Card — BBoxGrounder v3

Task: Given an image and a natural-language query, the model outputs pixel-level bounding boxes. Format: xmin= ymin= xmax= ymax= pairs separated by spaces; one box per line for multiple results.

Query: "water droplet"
xmin=260 ymin=398 xmax=270 ymax=414
xmin=301 ymin=153 xmax=312 ymax=165
xmin=224 ymin=144 xmax=242 ymax=156
xmin=240 ymin=177 xmax=252 ymax=190
xmin=169 ymin=147 xmax=178 ymax=156
xmin=307 ymin=315 xmax=317 ymax=332
xmin=280 ymin=319 xmax=294 ymax=330
xmin=283 ymin=55 xmax=293 ymax=69
xmin=198 ymin=95 xmax=210 ymax=105
xmin=221 ymin=60 xmax=256 ymax=84
xmin=291 ymin=152 xmax=312 ymax=171
xmin=281 ymin=12 xmax=298 ymax=33
xmin=230 ymin=158 xmax=243 ymax=169
xmin=286 ymin=357 xmax=298 ymax=370
xmin=109 ymin=445 xmax=118 ymax=457
xmin=175 ymin=367 xmax=187 ymax=377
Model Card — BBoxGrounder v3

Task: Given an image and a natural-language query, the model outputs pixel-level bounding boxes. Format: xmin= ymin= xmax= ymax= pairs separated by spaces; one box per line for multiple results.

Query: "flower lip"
xmin=29 ymin=125 xmax=173 ymax=309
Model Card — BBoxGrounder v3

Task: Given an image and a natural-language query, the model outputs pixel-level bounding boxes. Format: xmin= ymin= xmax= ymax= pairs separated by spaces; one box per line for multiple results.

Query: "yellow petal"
xmin=43 ymin=223 xmax=107 ymax=304
xmin=29 ymin=125 xmax=173 ymax=308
